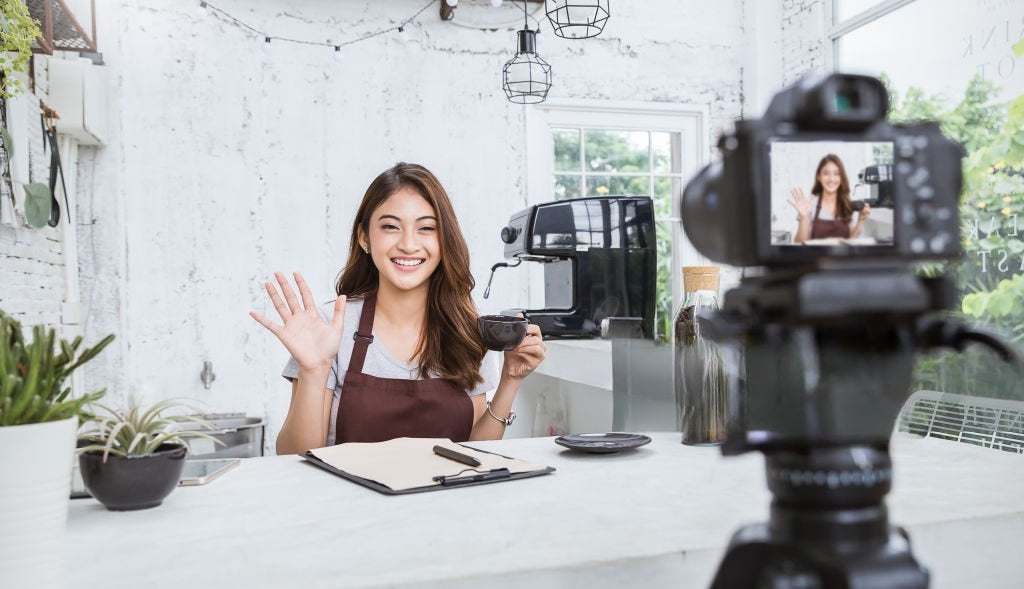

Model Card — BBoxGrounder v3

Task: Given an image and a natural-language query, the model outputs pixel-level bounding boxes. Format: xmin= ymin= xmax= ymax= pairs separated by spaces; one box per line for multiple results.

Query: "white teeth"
xmin=393 ymin=259 xmax=423 ymax=267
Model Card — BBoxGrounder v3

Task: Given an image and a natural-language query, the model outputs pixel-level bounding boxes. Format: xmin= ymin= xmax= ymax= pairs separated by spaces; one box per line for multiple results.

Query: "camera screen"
xmin=769 ymin=141 xmax=895 ymax=248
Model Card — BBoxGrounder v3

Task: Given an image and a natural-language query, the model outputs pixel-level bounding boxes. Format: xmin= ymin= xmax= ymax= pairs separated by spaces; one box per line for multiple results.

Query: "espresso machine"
xmin=488 ymin=196 xmax=657 ymax=339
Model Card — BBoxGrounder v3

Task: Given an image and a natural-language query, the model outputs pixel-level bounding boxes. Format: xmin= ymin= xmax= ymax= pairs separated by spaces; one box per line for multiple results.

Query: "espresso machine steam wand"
xmin=483 ymin=255 xmax=562 ymax=299
xmin=483 ymin=259 xmax=522 ymax=299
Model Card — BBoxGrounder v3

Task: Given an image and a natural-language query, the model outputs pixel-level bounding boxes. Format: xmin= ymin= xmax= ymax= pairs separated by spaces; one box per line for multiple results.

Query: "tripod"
xmin=703 ymin=269 xmax=1016 ymax=588
xmin=710 ymin=444 xmax=927 ymax=588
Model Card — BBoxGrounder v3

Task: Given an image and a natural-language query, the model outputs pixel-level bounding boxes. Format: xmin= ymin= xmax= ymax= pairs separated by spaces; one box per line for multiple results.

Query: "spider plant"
xmin=77 ymin=397 xmax=222 ymax=462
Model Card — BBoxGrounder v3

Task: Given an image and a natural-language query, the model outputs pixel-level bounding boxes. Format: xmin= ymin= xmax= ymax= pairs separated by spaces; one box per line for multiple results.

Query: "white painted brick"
xmin=0 ymin=81 xmax=70 ymax=324
xmin=55 ymin=0 xmax=839 ymax=453
xmin=781 ymin=0 xmax=829 ymax=83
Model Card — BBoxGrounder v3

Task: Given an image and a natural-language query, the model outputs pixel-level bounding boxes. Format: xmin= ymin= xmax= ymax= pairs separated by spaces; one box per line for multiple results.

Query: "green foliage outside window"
xmin=552 ymin=128 xmax=679 ymax=342
xmin=884 ymin=42 xmax=1024 ymax=401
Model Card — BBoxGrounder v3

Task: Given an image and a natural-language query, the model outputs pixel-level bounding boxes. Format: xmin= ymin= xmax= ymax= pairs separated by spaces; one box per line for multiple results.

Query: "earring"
xmin=363 ymin=246 xmax=369 ymax=254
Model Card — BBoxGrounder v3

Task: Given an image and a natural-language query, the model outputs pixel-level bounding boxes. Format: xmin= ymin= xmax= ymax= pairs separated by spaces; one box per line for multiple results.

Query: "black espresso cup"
xmin=477 ymin=315 xmax=529 ymax=351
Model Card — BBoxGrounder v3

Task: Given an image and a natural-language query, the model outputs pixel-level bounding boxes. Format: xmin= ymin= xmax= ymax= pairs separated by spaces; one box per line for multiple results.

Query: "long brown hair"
xmin=811 ymin=153 xmax=853 ymax=223
xmin=335 ymin=163 xmax=485 ymax=390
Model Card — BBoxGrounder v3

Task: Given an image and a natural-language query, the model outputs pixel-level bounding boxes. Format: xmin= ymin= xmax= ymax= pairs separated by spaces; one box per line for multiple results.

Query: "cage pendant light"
xmin=502 ymin=0 xmax=552 ymax=104
xmin=545 ymin=0 xmax=610 ymax=39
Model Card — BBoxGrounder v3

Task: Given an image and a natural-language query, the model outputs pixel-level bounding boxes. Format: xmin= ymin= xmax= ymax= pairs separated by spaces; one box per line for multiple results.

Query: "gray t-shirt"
xmin=281 ymin=298 xmax=500 ymax=445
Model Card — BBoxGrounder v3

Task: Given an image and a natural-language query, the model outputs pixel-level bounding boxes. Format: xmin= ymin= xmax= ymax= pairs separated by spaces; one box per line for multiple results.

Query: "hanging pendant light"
xmin=502 ymin=1 xmax=552 ymax=104
xmin=545 ymin=0 xmax=610 ymax=39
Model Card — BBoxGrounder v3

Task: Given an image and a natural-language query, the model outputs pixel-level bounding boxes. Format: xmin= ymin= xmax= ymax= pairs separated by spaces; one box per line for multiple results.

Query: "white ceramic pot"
xmin=0 ymin=416 xmax=78 ymax=589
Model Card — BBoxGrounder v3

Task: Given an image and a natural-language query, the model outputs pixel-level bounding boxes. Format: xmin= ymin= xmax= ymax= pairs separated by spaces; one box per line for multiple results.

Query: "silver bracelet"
xmin=486 ymin=401 xmax=516 ymax=427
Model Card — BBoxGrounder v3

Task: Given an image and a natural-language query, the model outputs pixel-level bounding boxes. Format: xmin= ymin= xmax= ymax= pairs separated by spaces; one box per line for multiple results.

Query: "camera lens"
xmin=682 ymin=161 xmax=734 ymax=264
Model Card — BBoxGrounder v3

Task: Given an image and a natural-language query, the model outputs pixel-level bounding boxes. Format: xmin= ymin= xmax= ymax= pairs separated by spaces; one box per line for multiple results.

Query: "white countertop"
xmin=66 ymin=433 xmax=1024 ymax=588
xmin=532 ymin=339 xmax=613 ymax=389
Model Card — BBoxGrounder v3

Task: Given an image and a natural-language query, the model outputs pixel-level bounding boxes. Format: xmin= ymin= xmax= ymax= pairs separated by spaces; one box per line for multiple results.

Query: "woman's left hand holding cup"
xmin=502 ymin=322 xmax=546 ymax=379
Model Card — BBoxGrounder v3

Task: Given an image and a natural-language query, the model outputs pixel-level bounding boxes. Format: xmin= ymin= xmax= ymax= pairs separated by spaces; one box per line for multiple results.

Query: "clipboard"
xmin=302 ymin=437 xmax=555 ymax=495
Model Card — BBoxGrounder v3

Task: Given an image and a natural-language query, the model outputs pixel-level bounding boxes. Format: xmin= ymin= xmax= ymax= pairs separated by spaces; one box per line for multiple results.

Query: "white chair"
xmin=896 ymin=390 xmax=1024 ymax=454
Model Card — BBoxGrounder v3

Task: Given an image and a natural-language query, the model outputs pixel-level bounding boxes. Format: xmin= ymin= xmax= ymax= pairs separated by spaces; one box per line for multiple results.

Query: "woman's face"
xmin=360 ymin=187 xmax=442 ymax=294
xmin=818 ymin=161 xmax=842 ymax=194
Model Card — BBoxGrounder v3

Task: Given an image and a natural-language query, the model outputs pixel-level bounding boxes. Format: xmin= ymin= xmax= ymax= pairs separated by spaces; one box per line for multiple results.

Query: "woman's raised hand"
xmin=787 ymin=187 xmax=813 ymax=219
xmin=502 ymin=323 xmax=546 ymax=379
xmin=250 ymin=272 xmax=346 ymax=371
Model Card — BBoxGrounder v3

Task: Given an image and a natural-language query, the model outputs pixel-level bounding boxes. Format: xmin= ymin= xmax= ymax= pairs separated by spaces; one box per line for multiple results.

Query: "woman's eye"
xmin=382 ymin=224 xmax=399 ymax=231
xmin=419 ymin=226 xmax=436 ymax=233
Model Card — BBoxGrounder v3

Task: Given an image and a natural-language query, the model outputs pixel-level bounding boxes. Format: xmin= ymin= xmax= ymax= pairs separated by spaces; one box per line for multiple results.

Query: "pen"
xmin=433 ymin=444 xmax=481 ymax=467
xmin=433 ymin=468 xmax=511 ymax=486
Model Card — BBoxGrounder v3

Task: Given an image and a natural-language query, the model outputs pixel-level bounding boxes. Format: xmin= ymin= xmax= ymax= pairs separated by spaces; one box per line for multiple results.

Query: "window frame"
xmin=829 ymin=0 xmax=920 ymax=65
xmin=526 ymin=99 xmax=711 ymax=321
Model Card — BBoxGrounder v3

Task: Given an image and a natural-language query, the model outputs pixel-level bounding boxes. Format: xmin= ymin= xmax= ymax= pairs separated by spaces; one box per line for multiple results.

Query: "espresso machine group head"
xmin=495 ymin=196 xmax=657 ymax=339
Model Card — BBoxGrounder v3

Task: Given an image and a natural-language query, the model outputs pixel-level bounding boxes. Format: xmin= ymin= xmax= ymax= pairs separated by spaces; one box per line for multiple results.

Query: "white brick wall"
xmin=3 ymin=0 xmax=834 ymax=452
xmin=0 ymin=66 xmax=68 ymax=330
xmin=66 ymin=0 xmax=755 ymax=452
xmin=782 ymin=0 xmax=829 ymax=84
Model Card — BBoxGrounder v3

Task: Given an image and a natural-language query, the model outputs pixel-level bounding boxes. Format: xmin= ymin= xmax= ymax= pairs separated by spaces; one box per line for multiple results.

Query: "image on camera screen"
xmin=769 ymin=141 xmax=895 ymax=248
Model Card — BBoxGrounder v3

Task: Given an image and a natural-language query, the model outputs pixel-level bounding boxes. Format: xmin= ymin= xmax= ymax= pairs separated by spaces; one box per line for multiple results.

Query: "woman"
xmin=251 ymin=163 xmax=546 ymax=454
xmin=788 ymin=153 xmax=871 ymax=243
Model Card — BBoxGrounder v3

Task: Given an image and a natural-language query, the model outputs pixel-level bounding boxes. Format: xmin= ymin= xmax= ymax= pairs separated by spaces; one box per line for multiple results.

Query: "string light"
xmin=198 ymin=0 xmax=436 ymax=56
xmin=502 ymin=0 xmax=551 ymax=103
xmin=545 ymin=0 xmax=610 ymax=39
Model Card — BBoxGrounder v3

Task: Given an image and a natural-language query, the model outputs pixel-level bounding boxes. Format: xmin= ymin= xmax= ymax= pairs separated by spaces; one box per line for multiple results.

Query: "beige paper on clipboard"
xmin=305 ymin=437 xmax=550 ymax=492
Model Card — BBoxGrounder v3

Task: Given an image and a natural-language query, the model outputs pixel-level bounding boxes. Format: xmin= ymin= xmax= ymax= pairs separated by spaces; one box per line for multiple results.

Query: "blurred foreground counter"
xmin=67 ymin=433 xmax=1024 ymax=588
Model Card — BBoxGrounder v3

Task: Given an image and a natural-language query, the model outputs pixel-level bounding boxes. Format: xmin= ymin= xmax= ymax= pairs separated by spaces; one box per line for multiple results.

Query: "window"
xmin=527 ymin=101 xmax=708 ymax=341
xmin=832 ymin=0 xmax=1024 ymax=403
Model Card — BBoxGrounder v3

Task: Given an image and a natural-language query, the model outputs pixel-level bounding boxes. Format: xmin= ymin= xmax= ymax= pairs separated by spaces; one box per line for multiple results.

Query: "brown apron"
xmin=336 ymin=294 xmax=474 ymax=443
xmin=810 ymin=196 xmax=851 ymax=239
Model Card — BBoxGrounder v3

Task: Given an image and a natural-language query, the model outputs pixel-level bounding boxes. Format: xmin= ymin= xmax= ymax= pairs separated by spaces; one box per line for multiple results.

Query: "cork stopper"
xmin=682 ymin=266 xmax=720 ymax=293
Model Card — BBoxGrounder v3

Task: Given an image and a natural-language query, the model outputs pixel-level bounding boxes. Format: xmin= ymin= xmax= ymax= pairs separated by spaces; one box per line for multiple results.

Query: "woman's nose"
xmin=398 ymin=230 xmax=420 ymax=252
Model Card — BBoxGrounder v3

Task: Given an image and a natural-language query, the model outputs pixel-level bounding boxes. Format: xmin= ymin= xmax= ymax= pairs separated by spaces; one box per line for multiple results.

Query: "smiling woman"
xmin=249 ymin=163 xmax=547 ymax=455
xmin=788 ymin=153 xmax=870 ymax=243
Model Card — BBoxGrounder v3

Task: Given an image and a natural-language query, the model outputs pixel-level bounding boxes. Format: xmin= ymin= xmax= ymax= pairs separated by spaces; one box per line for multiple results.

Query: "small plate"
xmin=554 ymin=432 xmax=652 ymax=454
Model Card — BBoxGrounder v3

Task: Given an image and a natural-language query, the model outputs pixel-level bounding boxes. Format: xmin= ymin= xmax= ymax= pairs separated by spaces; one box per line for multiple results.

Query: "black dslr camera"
xmin=684 ymin=73 xmax=961 ymax=263
xmin=681 ymin=74 xmax=1015 ymax=589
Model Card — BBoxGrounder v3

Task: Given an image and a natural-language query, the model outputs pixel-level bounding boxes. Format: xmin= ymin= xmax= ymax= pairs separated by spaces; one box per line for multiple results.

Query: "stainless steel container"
xmin=181 ymin=413 xmax=265 ymax=459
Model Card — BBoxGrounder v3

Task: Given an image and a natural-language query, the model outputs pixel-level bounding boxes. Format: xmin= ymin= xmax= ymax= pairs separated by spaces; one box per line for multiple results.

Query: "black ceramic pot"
xmin=78 ymin=443 xmax=187 ymax=511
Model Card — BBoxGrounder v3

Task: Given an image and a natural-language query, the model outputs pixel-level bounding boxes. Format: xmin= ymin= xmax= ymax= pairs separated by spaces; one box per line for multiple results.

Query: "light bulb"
xmin=444 ymin=0 xmax=458 ymax=6
xmin=490 ymin=0 xmax=503 ymax=6
xmin=333 ymin=46 xmax=342 ymax=61
xmin=262 ymin=37 xmax=272 ymax=53
xmin=197 ymin=1 xmax=208 ymax=17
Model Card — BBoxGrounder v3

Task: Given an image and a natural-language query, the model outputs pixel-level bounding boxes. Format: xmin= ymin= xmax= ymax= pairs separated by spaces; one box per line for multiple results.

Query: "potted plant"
xmin=0 ymin=310 xmax=114 ymax=589
xmin=77 ymin=397 xmax=220 ymax=511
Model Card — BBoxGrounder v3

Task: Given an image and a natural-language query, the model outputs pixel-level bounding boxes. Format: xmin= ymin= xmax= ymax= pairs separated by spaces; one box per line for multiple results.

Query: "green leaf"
xmin=987 ymin=290 xmax=1015 ymax=317
xmin=22 ymin=182 xmax=52 ymax=228
xmin=0 ymin=125 xmax=13 ymax=159
xmin=978 ymin=237 xmax=1003 ymax=250
xmin=1014 ymin=37 xmax=1024 ymax=57
xmin=962 ymin=292 xmax=987 ymax=316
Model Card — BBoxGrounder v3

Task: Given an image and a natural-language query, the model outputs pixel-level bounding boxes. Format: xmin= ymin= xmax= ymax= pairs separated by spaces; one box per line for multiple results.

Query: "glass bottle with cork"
xmin=673 ymin=266 xmax=728 ymax=445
